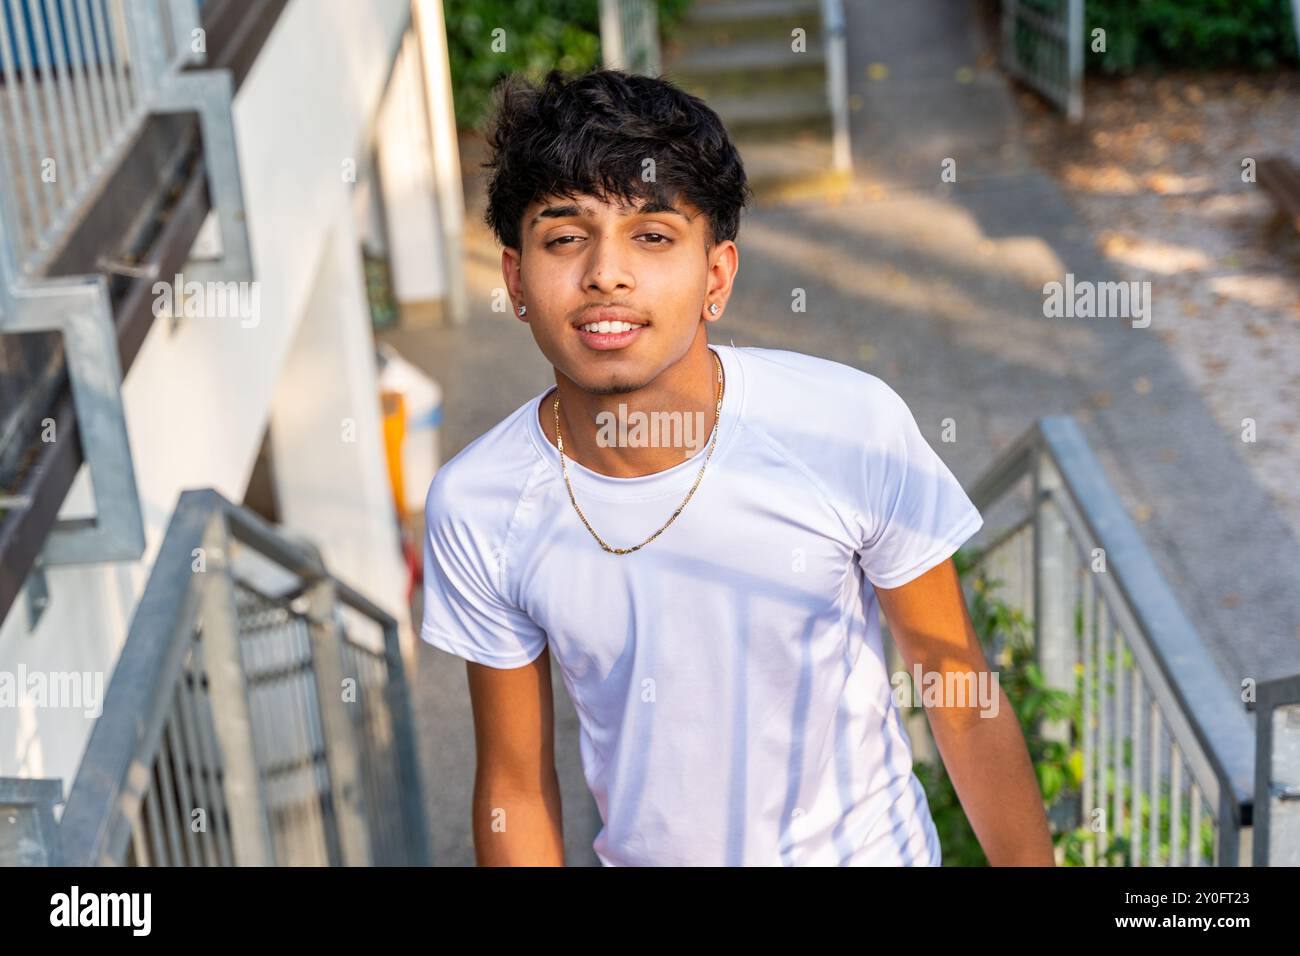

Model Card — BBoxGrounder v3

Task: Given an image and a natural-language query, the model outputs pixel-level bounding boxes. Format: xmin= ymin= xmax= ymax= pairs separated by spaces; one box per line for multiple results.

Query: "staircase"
xmin=662 ymin=0 xmax=851 ymax=199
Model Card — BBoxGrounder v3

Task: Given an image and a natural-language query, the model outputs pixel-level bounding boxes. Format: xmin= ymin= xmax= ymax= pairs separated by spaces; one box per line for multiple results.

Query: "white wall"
xmin=376 ymin=27 xmax=446 ymax=305
xmin=0 ymin=0 xmax=412 ymax=789
xmin=268 ymin=199 xmax=411 ymax=664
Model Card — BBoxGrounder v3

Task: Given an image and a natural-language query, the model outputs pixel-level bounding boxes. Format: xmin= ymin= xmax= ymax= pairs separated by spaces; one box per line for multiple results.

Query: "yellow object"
xmin=381 ymin=390 xmax=407 ymax=515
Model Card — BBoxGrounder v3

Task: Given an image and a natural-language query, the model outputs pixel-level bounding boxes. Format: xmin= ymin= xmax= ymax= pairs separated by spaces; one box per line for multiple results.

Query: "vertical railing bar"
xmin=187 ymin=637 xmax=238 ymax=866
xmin=140 ymin=774 xmax=168 ymax=864
xmin=151 ymin=721 xmax=187 ymax=866
xmin=1189 ymin=782 xmax=1203 ymax=866
xmin=1095 ymin=598 xmax=1109 ymax=864
xmin=163 ymin=711 xmax=202 ymax=865
xmin=1130 ymin=674 xmax=1143 ymax=866
xmin=40 ymin=0 xmax=88 ymax=187
xmin=1149 ymin=703 xmax=1162 ymax=865
xmin=26 ymin=0 xmax=75 ymax=209
xmin=1080 ymin=562 xmax=1094 ymax=866
xmin=129 ymin=810 xmax=151 ymax=865
xmin=86 ymin=0 xmax=123 ymax=134
xmin=172 ymin=661 xmax=218 ymax=866
xmin=0 ymin=4 xmax=45 ymax=260
xmin=106 ymin=0 xmax=134 ymax=120
xmin=8 ymin=0 xmax=57 ymax=231
xmin=1111 ymin=624 xmax=1125 ymax=864
xmin=297 ymin=615 xmax=330 ymax=865
xmin=72 ymin=0 xmax=111 ymax=152
xmin=53 ymin=0 xmax=99 ymax=173
xmin=287 ymin=616 xmax=327 ymax=864
xmin=1170 ymin=744 xmax=1183 ymax=865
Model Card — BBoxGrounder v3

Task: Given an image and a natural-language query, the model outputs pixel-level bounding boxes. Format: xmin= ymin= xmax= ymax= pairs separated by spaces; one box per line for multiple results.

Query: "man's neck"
xmin=538 ymin=333 xmax=721 ymax=479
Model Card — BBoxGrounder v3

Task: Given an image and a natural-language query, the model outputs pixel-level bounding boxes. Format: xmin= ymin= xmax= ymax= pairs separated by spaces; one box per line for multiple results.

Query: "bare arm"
xmin=465 ymin=647 xmax=565 ymax=865
xmin=875 ymin=558 xmax=1055 ymax=866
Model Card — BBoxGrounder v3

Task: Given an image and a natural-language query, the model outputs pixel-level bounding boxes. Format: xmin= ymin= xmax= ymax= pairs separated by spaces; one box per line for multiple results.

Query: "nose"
xmin=581 ymin=235 xmax=635 ymax=296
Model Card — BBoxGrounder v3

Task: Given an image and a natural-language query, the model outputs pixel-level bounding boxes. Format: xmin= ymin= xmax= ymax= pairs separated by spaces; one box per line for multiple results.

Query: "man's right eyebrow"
xmin=529 ymin=204 xmax=584 ymax=228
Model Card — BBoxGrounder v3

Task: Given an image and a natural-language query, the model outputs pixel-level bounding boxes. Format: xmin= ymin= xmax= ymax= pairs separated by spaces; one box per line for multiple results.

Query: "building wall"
xmin=0 ymin=0 xmax=414 ymax=790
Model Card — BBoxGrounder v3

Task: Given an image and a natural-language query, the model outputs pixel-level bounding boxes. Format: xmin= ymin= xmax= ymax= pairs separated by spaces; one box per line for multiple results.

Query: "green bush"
xmin=444 ymin=0 xmax=695 ymax=131
xmin=1084 ymin=0 xmax=1300 ymax=72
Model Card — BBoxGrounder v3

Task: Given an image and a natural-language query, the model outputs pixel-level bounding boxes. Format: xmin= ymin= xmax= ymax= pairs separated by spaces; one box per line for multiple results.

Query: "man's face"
xmin=504 ymin=189 xmax=735 ymax=395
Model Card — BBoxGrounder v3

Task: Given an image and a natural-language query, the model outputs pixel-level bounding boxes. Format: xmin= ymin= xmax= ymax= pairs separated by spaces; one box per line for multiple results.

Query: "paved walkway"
xmin=394 ymin=0 xmax=1300 ymax=865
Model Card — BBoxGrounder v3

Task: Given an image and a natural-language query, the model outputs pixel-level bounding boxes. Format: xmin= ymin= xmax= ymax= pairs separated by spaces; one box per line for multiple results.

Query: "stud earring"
xmin=517 ymin=305 xmax=527 ymax=316
xmin=709 ymin=303 xmax=720 ymax=315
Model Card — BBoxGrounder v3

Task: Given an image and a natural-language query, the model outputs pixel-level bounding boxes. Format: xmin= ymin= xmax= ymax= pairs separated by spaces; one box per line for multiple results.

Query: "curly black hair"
xmin=482 ymin=68 xmax=752 ymax=252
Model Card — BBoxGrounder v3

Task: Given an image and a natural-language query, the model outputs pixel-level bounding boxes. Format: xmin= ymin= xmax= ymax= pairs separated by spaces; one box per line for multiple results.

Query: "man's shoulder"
xmin=423 ymin=392 xmax=546 ymax=524
xmin=732 ymin=346 xmax=910 ymax=435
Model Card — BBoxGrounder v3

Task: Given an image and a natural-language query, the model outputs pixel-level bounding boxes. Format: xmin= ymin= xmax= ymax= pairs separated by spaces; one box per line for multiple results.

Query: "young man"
xmin=422 ymin=68 xmax=1054 ymax=866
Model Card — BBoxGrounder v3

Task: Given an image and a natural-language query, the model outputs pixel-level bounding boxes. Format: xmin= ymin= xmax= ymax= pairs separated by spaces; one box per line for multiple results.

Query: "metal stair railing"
xmin=0 ymin=488 xmax=429 ymax=866
xmin=964 ymin=415 xmax=1300 ymax=865
xmin=0 ymin=0 xmax=255 ymax=579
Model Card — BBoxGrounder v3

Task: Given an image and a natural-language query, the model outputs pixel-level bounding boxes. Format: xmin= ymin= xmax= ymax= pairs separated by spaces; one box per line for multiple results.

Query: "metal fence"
xmin=1000 ymin=0 xmax=1084 ymax=122
xmin=0 ymin=488 xmax=429 ymax=867
xmin=599 ymin=0 xmax=660 ymax=75
xmin=0 ymin=0 xmax=204 ymax=280
xmin=962 ymin=416 xmax=1300 ymax=865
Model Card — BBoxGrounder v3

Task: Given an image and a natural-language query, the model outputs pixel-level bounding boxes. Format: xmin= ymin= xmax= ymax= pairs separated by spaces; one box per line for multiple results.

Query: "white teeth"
xmin=581 ymin=320 xmax=642 ymax=333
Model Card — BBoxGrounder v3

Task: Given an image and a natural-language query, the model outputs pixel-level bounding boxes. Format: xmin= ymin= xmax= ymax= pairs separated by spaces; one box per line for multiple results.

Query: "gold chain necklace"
xmin=554 ymin=350 xmax=724 ymax=555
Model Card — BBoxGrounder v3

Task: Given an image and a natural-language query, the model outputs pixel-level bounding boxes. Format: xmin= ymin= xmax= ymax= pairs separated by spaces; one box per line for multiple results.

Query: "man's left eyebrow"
xmin=529 ymin=203 xmax=585 ymax=228
xmin=633 ymin=199 xmax=688 ymax=219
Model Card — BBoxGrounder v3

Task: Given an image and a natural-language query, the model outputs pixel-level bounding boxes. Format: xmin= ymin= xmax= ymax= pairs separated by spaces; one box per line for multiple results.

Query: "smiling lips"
xmin=575 ymin=311 xmax=647 ymax=350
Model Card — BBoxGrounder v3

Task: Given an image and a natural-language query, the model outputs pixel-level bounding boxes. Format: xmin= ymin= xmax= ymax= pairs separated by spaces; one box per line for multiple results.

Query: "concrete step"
xmin=703 ymin=87 xmax=830 ymax=132
xmin=684 ymin=0 xmax=820 ymax=25
xmin=678 ymin=0 xmax=823 ymax=44
xmin=734 ymin=134 xmax=850 ymax=201
xmin=668 ymin=38 xmax=825 ymax=77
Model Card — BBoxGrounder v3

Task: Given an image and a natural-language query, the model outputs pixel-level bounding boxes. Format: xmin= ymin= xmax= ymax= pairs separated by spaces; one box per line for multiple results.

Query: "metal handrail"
xmin=967 ymin=416 xmax=1263 ymax=864
xmin=51 ymin=488 xmax=428 ymax=866
xmin=0 ymin=0 xmax=204 ymax=284
xmin=819 ymin=0 xmax=851 ymax=175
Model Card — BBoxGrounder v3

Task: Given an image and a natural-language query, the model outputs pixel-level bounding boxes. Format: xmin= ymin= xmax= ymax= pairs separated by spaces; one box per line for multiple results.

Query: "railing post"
xmin=1066 ymin=0 xmax=1084 ymax=123
xmin=821 ymin=0 xmax=852 ymax=176
xmin=167 ymin=0 xmax=205 ymax=66
xmin=599 ymin=0 xmax=625 ymax=69
xmin=306 ymin=577 xmax=374 ymax=866
xmin=1033 ymin=447 xmax=1074 ymax=746
xmin=0 ymin=778 xmax=64 ymax=865
xmin=381 ymin=617 xmax=431 ymax=865
xmin=198 ymin=512 xmax=277 ymax=865
xmin=123 ymin=0 xmax=171 ymax=102
xmin=1253 ymin=676 xmax=1300 ymax=865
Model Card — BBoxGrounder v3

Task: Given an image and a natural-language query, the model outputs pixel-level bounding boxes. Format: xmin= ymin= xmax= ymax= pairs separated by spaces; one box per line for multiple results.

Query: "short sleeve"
xmin=420 ymin=469 xmax=549 ymax=668
xmin=855 ymin=380 xmax=984 ymax=589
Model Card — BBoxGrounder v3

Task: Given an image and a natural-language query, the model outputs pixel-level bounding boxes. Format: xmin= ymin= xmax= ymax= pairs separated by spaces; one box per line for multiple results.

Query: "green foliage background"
xmin=1083 ymin=0 xmax=1300 ymax=72
xmin=443 ymin=0 xmax=694 ymax=131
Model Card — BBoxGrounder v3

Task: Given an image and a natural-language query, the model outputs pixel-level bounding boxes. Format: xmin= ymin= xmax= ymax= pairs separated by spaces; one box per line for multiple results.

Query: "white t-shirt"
xmin=421 ymin=344 xmax=983 ymax=866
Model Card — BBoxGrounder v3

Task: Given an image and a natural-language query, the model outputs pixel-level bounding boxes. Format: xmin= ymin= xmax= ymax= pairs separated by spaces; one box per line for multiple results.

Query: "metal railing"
xmin=963 ymin=416 xmax=1300 ymax=865
xmin=0 ymin=488 xmax=429 ymax=866
xmin=0 ymin=0 xmax=203 ymax=281
xmin=1000 ymin=0 xmax=1083 ymax=123
xmin=599 ymin=0 xmax=660 ymax=75
xmin=820 ymin=0 xmax=851 ymax=175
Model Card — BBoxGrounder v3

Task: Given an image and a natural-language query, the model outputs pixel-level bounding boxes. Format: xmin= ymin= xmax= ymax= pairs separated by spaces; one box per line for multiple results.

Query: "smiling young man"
xmin=421 ymin=68 xmax=1055 ymax=866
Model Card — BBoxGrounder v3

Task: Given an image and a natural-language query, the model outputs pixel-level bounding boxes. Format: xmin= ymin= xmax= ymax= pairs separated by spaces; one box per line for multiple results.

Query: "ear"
xmin=701 ymin=239 xmax=738 ymax=323
xmin=502 ymin=246 xmax=526 ymax=322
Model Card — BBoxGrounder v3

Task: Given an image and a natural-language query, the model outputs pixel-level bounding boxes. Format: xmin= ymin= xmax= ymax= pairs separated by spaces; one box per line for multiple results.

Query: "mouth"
xmin=573 ymin=310 xmax=648 ymax=351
